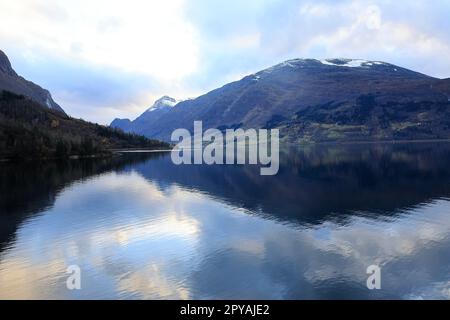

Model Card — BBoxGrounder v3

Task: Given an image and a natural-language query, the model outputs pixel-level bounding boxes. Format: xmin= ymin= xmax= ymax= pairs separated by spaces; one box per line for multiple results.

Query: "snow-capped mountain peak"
xmin=260 ymin=58 xmax=390 ymax=76
xmin=146 ymin=96 xmax=179 ymax=112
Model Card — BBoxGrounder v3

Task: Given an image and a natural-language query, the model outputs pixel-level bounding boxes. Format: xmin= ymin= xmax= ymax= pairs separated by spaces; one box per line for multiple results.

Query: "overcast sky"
xmin=1 ymin=0 xmax=450 ymax=124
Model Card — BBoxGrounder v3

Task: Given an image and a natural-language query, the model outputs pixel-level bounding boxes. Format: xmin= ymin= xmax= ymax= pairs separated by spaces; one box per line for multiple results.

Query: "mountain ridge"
xmin=111 ymin=58 xmax=450 ymax=142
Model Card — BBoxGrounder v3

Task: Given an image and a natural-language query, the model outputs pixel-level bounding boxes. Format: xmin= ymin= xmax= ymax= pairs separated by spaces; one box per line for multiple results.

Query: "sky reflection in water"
xmin=1 ymin=143 xmax=450 ymax=299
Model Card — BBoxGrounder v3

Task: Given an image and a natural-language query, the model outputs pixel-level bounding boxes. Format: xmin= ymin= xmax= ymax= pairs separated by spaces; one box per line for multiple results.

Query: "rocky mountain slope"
xmin=0 ymin=50 xmax=65 ymax=114
xmin=112 ymin=58 xmax=450 ymax=143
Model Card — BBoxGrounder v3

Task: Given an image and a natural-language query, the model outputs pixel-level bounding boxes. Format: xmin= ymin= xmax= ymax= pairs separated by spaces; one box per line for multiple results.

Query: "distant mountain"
xmin=112 ymin=58 xmax=450 ymax=142
xmin=110 ymin=118 xmax=132 ymax=131
xmin=111 ymin=96 xmax=180 ymax=135
xmin=0 ymin=50 xmax=65 ymax=114
xmin=147 ymin=95 xmax=179 ymax=111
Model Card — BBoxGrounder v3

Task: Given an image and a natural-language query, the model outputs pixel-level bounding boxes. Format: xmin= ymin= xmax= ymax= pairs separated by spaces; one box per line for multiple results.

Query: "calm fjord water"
xmin=1 ymin=143 xmax=450 ymax=299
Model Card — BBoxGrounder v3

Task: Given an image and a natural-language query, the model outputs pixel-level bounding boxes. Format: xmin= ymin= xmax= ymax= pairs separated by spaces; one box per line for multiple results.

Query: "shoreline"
xmin=290 ymin=138 xmax=450 ymax=146
xmin=111 ymin=148 xmax=174 ymax=153
xmin=0 ymin=148 xmax=173 ymax=163
xmin=2 ymin=139 xmax=450 ymax=162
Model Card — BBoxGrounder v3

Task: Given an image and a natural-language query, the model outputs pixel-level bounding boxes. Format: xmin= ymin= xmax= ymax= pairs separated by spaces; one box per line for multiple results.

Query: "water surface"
xmin=1 ymin=143 xmax=450 ymax=299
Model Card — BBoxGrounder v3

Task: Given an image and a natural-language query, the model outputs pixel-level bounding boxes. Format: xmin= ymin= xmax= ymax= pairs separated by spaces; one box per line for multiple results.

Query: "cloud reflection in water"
xmin=1 ymin=165 xmax=450 ymax=299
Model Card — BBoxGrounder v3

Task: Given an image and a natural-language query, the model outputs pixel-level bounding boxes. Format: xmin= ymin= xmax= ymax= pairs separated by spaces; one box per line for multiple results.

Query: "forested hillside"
xmin=0 ymin=90 xmax=169 ymax=159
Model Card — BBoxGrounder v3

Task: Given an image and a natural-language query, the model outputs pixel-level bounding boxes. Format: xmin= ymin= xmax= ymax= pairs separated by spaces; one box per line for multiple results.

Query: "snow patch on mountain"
xmin=262 ymin=58 xmax=393 ymax=75
xmin=319 ymin=59 xmax=389 ymax=68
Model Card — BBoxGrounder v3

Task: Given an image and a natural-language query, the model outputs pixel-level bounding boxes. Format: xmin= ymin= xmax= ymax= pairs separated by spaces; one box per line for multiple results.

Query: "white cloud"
xmin=229 ymin=33 xmax=261 ymax=49
xmin=364 ymin=5 xmax=382 ymax=30
xmin=2 ymin=0 xmax=450 ymax=124
xmin=291 ymin=1 xmax=450 ymax=77
xmin=0 ymin=0 xmax=199 ymax=81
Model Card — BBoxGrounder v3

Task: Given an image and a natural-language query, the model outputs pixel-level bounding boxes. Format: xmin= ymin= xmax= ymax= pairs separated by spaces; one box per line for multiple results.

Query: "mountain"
xmin=0 ymin=50 xmax=65 ymax=114
xmin=147 ymin=95 xmax=179 ymax=110
xmin=111 ymin=95 xmax=180 ymax=134
xmin=112 ymin=58 xmax=450 ymax=143
xmin=0 ymin=49 xmax=169 ymax=159
xmin=110 ymin=118 xmax=132 ymax=131
xmin=0 ymin=91 xmax=170 ymax=159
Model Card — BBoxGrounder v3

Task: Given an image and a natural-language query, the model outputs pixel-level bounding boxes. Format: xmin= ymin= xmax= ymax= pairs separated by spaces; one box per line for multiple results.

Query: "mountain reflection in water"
xmin=1 ymin=143 xmax=450 ymax=299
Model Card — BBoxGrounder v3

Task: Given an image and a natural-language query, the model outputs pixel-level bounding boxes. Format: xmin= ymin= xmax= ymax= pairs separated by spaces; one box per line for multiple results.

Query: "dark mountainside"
xmin=112 ymin=59 xmax=450 ymax=143
xmin=0 ymin=50 xmax=169 ymax=159
xmin=0 ymin=50 xmax=65 ymax=114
